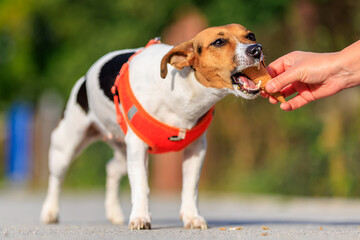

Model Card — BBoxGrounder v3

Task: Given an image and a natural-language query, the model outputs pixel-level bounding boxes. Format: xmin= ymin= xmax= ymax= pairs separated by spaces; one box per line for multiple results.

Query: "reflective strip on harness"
xmin=127 ymin=105 xmax=138 ymax=121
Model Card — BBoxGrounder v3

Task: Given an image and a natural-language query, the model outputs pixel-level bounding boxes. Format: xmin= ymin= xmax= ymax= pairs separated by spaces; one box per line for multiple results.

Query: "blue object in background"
xmin=6 ymin=102 xmax=34 ymax=183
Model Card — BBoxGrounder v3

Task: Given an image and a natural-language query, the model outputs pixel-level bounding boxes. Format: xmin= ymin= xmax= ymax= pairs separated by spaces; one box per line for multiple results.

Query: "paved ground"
xmin=1 ymin=189 xmax=360 ymax=239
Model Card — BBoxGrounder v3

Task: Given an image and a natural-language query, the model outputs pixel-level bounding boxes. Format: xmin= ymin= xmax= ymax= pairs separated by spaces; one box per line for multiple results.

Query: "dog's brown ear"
xmin=160 ymin=40 xmax=195 ymax=79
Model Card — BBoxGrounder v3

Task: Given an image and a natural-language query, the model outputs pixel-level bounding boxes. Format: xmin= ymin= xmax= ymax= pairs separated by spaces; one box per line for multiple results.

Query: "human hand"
xmin=262 ymin=51 xmax=349 ymax=111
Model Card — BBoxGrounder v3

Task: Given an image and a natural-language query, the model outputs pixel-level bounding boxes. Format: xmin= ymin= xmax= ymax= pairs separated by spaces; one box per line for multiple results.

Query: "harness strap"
xmin=111 ymin=38 xmax=161 ymax=129
xmin=112 ymin=38 xmax=215 ymax=153
xmin=111 ymin=83 xmax=127 ymax=133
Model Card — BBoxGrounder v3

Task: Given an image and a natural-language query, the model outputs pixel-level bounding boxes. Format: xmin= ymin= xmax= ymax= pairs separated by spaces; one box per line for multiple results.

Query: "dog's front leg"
xmin=180 ymin=134 xmax=208 ymax=229
xmin=125 ymin=129 xmax=151 ymax=230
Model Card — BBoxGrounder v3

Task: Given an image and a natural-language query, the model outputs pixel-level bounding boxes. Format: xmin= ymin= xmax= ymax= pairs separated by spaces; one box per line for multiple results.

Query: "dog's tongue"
xmin=240 ymin=76 xmax=257 ymax=90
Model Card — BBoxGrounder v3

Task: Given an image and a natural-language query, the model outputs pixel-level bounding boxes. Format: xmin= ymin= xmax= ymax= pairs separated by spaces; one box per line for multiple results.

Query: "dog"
xmin=41 ymin=23 xmax=264 ymax=230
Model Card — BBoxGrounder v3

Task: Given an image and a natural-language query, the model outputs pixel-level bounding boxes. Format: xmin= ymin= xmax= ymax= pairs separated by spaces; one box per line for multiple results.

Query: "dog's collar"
xmin=112 ymin=38 xmax=215 ymax=154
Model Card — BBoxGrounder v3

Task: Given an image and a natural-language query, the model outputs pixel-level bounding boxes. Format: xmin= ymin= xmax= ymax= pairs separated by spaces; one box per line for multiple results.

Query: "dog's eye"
xmin=246 ymin=33 xmax=256 ymax=42
xmin=210 ymin=38 xmax=227 ymax=47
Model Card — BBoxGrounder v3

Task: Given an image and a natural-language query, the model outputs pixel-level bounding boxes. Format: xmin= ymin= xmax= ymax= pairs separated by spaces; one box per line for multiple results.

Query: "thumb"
xmin=265 ymin=68 xmax=298 ymax=93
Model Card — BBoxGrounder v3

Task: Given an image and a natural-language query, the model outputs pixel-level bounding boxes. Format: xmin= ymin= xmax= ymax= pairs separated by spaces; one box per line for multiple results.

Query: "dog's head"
xmin=161 ymin=24 xmax=263 ymax=99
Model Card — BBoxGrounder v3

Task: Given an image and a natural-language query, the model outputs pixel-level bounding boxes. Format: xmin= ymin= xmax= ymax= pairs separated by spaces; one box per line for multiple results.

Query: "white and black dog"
xmin=41 ymin=24 xmax=264 ymax=230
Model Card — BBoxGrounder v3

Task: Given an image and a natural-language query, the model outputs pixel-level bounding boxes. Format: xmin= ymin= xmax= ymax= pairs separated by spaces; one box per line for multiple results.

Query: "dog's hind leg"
xmin=41 ymin=77 xmax=100 ymax=224
xmin=105 ymin=144 xmax=127 ymax=225
xmin=180 ymin=134 xmax=208 ymax=229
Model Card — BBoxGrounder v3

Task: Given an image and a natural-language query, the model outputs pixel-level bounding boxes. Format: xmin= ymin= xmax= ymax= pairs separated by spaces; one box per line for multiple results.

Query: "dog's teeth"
xmin=256 ymin=80 xmax=262 ymax=88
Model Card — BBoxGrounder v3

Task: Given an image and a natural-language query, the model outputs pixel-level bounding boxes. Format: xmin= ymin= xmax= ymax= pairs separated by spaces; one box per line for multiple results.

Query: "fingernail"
xmin=280 ymin=102 xmax=291 ymax=111
xmin=266 ymin=81 xmax=276 ymax=93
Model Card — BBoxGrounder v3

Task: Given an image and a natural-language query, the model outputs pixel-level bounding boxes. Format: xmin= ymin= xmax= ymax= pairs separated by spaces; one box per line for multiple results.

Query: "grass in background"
xmin=63 ymin=141 xmax=130 ymax=191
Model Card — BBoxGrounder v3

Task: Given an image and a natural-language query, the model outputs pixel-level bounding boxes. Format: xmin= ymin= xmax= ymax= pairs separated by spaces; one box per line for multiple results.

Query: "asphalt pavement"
xmin=1 ymin=189 xmax=360 ymax=240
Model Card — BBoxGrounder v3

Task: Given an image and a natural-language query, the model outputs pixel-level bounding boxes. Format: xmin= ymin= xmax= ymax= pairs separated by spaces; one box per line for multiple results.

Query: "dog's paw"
xmin=40 ymin=203 xmax=59 ymax=224
xmin=181 ymin=214 xmax=208 ymax=229
xmin=106 ymin=205 xmax=124 ymax=225
xmin=129 ymin=217 xmax=151 ymax=230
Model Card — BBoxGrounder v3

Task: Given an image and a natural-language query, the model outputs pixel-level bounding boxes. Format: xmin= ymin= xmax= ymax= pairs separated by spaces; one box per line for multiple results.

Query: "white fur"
xmin=41 ymin=42 xmax=260 ymax=229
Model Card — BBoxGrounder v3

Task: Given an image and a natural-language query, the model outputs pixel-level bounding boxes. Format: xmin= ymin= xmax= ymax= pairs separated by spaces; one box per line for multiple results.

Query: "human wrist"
xmin=335 ymin=42 xmax=360 ymax=89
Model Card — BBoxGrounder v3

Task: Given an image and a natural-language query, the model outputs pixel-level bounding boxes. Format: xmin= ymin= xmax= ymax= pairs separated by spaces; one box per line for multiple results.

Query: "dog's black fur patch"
xmin=76 ymin=78 xmax=89 ymax=113
xmin=99 ymin=52 xmax=135 ymax=102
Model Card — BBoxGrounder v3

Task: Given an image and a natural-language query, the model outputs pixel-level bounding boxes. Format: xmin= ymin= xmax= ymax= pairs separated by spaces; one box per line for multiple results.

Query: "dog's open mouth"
xmin=231 ymin=71 xmax=261 ymax=96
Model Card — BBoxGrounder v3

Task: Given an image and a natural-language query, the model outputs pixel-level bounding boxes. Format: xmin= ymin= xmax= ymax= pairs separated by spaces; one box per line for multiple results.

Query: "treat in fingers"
xmin=242 ymin=62 xmax=286 ymax=103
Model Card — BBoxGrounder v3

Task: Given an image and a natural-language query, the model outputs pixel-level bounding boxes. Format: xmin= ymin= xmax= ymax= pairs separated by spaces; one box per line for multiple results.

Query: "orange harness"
xmin=111 ymin=39 xmax=215 ymax=154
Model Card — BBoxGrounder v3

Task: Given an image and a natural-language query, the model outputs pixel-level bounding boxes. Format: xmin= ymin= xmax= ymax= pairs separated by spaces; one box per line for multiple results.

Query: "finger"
xmin=266 ymin=65 xmax=277 ymax=78
xmin=261 ymin=90 xmax=269 ymax=98
xmin=280 ymin=94 xmax=311 ymax=111
xmin=267 ymin=54 xmax=293 ymax=77
xmin=267 ymin=57 xmax=286 ymax=77
xmin=279 ymin=102 xmax=293 ymax=111
xmin=269 ymin=95 xmax=278 ymax=104
xmin=265 ymin=69 xmax=299 ymax=93
xmin=261 ymin=90 xmax=280 ymax=104
xmin=281 ymin=84 xmax=297 ymax=98
xmin=292 ymin=81 xmax=316 ymax=102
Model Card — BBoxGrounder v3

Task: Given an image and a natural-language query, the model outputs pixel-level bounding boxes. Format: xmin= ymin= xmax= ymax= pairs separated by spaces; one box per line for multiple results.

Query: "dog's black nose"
xmin=246 ymin=44 xmax=262 ymax=60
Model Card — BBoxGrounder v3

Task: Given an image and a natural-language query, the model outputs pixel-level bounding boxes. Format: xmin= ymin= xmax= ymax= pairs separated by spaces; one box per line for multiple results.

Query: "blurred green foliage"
xmin=1 ymin=0 xmax=360 ymax=196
